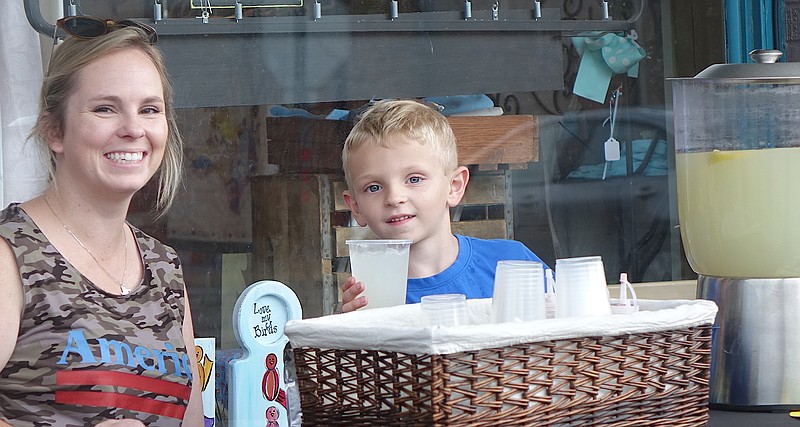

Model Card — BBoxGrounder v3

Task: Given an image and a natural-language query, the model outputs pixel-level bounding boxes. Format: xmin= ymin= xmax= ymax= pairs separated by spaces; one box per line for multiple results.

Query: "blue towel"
xmin=423 ymin=94 xmax=495 ymax=116
xmin=268 ymin=105 xmax=320 ymax=119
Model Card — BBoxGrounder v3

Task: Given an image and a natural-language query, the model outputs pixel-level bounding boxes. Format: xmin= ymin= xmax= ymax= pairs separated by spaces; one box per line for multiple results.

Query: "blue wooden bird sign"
xmin=228 ymin=280 xmax=302 ymax=427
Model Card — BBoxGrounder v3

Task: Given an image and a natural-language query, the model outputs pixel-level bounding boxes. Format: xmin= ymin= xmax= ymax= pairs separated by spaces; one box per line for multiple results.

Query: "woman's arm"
xmin=0 ymin=240 xmax=23 ymax=383
xmin=181 ymin=289 xmax=204 ymax=427
xmin=0 ymin=241 xmax=23 ymax=427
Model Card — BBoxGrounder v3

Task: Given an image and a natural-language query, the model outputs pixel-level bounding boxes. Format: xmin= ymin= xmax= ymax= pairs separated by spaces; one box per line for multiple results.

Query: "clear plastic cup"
xmin=421 ymin=294 xmax=468 ymax=326
xmin=346 ymin=239 xmax=412 ymax=309
xmin=554 ymin=256 xmax=612 ymax=318
xmin=491 ymin=260 xmax=546 ymax=323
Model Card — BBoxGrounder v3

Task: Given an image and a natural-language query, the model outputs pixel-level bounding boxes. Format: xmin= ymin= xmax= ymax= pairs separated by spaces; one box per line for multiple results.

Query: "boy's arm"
xmin=339 ymin=276 xmax=368 ymax=312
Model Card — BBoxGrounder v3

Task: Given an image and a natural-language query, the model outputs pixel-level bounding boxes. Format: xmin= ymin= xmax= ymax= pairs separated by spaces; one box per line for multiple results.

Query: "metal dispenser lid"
xmin=691 ymin=49 xmax=800 ymax=82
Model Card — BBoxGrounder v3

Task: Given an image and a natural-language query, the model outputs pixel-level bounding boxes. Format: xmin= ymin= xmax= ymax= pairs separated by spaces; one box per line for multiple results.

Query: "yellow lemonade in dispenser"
xmin=676 ymin=146 xmax=800 ymax=277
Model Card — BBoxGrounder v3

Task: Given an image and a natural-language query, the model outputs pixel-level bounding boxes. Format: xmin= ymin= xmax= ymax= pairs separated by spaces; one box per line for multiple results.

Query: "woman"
xmin=0 ymin=18 xmax=202 ymax=426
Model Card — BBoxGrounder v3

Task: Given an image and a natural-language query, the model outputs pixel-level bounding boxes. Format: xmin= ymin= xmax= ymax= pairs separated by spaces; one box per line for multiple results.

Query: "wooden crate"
xmin=251 ymin=174 xmax=337 ymax=319
xmin=266 ymin=115 xmax=538 ymax=173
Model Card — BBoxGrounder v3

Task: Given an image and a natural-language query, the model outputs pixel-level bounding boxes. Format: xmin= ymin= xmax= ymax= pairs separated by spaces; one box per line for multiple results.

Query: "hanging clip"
xmin=390 ymin=0 xmax=399 ymax=20
xmin=464 ymin=0 xmax=472 ymax=20
xmin=533 ymin=0 xmax=542 ymax=20
xmin=234 ymin=1 xmax=243 ymax=22
xmin=602 ymin=0 xmax=611 ymax=20
xmin=68 ymin=0 xmax=77 ymax=17
xmin=314 ymin=0 xmax=322 ymax=20
xmin=492 ymin=1 xmax=499 ymax=20
xmin=154 ymin=0 xmax=163 ymax=22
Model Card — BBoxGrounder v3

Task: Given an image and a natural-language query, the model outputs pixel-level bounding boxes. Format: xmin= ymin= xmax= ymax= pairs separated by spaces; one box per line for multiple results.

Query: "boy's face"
xmin=343 ymin=136 xmax=467 ymax=244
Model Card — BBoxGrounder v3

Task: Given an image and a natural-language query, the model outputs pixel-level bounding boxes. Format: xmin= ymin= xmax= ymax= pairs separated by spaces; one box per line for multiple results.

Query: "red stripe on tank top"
xmin=57 ymin=370 xmax=191 ymax=399
xmin=55 ymin=390 xmax=186 ymax=419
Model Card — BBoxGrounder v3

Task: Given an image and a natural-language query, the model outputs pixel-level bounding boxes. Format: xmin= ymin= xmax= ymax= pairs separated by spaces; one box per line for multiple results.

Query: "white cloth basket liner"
xmin=285 ymin=298 xmax=718 ymax=355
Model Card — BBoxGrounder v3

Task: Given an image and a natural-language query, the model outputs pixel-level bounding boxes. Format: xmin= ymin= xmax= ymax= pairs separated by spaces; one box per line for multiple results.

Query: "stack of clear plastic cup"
xmin=491 ymin=260 xmax=546 ymax=323
xmin=421 ymin=294 xmax=468 ymax=327
xmin=554 ymin=256 xmax=612 ymax=318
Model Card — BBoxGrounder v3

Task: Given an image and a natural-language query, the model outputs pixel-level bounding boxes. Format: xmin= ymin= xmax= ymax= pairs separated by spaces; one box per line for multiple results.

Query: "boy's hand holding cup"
xmin=340 ymin=275 xmax=368 ymax=312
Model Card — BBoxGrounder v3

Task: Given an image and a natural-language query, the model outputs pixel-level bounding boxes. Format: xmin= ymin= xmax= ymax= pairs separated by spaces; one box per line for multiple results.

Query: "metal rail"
xmin=23 ymin=1 xmax=646 ymax=107
xmin=25 ymin=1 xmax=644 ymax=39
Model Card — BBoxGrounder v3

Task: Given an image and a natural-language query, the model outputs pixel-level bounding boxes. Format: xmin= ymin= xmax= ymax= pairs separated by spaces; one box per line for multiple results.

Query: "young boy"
xmin=340 ymin=99 xmax=547 ymax=312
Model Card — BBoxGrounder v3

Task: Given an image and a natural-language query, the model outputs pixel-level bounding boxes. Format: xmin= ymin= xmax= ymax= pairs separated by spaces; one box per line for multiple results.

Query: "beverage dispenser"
xmin=672 ymin=50 xmax=800 ymax=410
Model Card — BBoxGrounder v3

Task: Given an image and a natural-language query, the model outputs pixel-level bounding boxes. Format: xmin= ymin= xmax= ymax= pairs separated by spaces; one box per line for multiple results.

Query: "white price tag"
xmin=605 ymin=137 xmax=621 ymax=161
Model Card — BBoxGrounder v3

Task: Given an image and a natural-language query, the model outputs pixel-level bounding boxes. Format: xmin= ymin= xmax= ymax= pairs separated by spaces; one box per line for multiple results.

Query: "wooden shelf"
xmin=266 ymin=114 xmax=539 ymax=173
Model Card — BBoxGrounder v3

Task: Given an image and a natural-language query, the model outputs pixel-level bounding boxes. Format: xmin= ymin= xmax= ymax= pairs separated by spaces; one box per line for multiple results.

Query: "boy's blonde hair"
xmin=342 ymin=99 xmax=458 ymax=186
xmin=31 ymin=26 xmax=183 ymax=216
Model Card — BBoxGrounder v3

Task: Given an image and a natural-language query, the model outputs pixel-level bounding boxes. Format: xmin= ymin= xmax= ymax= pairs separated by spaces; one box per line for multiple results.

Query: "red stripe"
xmin=57 ymin=370 xmax=191 ymax=400
xmin=56 ymin=390 xmax=186 ymax=419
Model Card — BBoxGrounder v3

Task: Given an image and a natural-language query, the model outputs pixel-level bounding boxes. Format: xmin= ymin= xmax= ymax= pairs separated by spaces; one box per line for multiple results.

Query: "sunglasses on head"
xmin=55 ymin=16 xmax=158 ymax=44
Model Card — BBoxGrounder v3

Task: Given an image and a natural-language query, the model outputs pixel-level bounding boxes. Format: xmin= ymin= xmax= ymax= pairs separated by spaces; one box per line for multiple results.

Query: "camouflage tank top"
xmin=0 ymin=203 xmax=194 ymax=427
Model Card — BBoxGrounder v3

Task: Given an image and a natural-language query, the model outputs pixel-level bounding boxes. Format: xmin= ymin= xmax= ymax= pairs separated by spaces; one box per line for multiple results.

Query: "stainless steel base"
xmin=698 ymin=275 xmax=800 ymax=410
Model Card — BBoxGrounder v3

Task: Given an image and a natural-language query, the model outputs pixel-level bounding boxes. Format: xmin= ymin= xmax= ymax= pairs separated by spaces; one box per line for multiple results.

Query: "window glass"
xmin=54 ymin=1 xmax=724 ymax=344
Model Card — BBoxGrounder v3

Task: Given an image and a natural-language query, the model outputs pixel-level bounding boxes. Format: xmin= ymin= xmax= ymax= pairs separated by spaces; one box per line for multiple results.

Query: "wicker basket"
xmin=287 ymin=299 xmax=716 ymax=427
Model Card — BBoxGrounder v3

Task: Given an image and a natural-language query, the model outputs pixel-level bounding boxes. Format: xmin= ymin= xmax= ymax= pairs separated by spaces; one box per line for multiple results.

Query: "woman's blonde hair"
xmin=342 ymin=99 xmax=458 ymax=187
xmin=31 ymin=26 xmax=183 ymax=215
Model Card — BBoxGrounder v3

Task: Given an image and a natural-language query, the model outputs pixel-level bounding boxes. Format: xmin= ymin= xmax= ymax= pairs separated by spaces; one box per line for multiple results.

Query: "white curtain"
xmin=0 ymin=2 xmax=48 ymax=208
